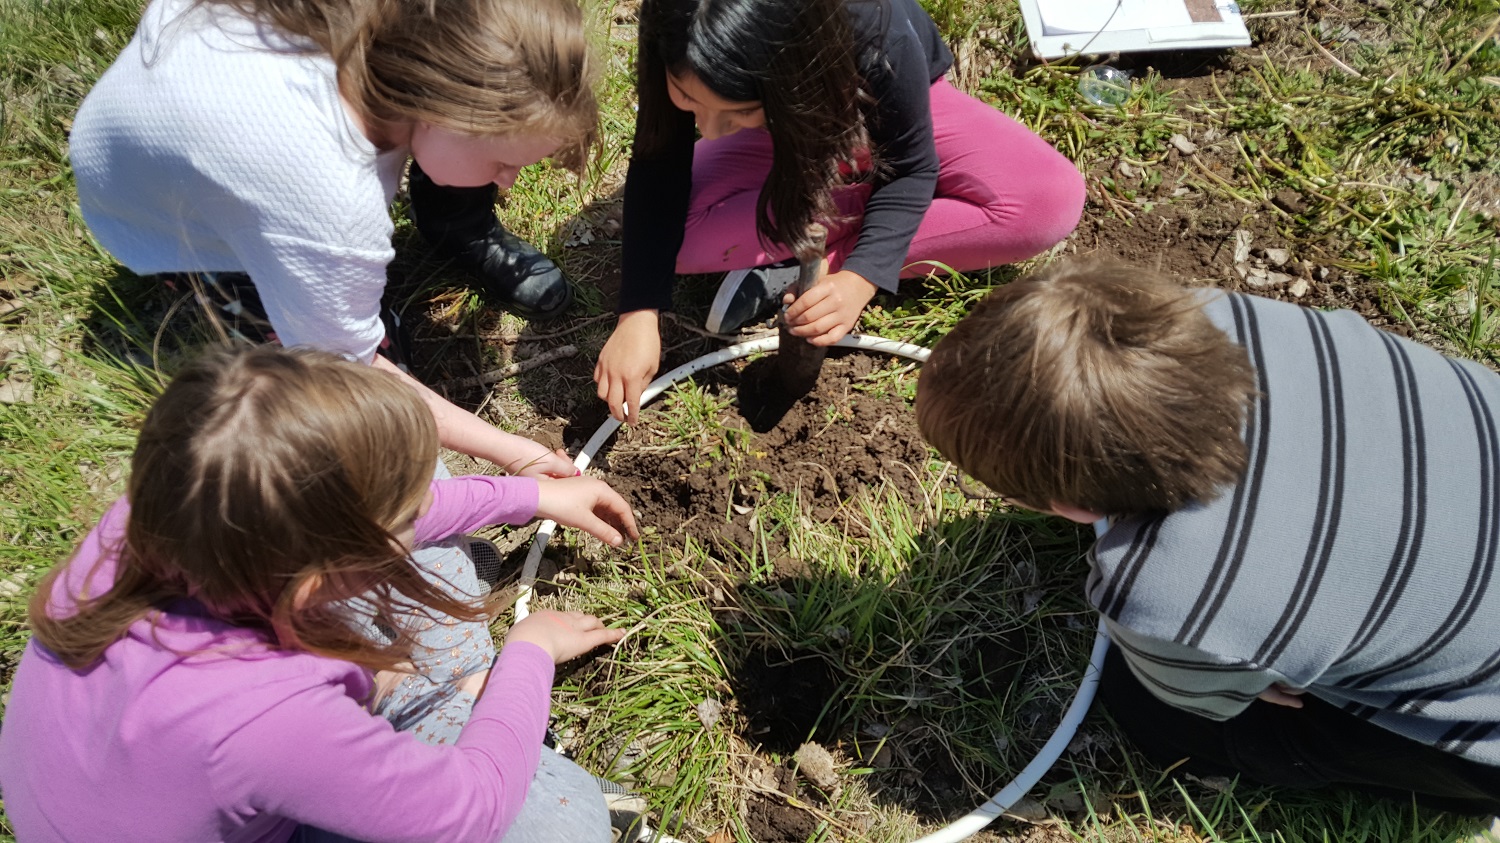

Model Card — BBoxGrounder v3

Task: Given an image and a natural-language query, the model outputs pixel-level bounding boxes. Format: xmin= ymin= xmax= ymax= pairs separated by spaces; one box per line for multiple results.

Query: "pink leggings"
xmin=679 ymin=78 xmax=1086 ymax=281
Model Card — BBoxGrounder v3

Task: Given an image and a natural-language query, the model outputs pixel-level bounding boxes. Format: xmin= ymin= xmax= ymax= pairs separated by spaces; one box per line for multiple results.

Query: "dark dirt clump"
xmin=598 ymin=352 xmax=934 ymax=576
xmin=745 ymin=790 xmax=821 ymax=843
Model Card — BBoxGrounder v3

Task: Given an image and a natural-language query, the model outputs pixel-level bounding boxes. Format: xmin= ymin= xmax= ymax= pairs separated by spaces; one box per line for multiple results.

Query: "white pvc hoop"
xmin=514 ymin=331 xmax=1110 ymax=842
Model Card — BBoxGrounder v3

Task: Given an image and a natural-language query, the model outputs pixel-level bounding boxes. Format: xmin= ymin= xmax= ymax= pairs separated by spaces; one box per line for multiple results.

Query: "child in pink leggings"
xmin=595 ymin=0 xmax=1085 ymax=424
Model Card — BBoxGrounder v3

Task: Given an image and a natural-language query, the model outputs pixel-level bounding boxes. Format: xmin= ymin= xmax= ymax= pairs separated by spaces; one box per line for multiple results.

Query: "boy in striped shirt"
xmin=916 ymin=263 xmax=1500 ymax=813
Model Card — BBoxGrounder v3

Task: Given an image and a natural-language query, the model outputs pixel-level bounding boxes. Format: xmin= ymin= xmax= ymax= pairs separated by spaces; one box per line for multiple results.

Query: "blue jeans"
xmin=295 ymin=464 xmax=611 ymax=842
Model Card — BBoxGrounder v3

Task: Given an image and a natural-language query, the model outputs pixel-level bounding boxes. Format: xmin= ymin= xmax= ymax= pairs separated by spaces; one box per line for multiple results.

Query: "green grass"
xmin=3 ymin=0 xmax=1500 ymax=839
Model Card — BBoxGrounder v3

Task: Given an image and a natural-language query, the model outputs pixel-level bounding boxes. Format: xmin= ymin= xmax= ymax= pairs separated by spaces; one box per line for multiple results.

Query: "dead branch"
xmin=438 ymin=344 xmax=578 ymax=390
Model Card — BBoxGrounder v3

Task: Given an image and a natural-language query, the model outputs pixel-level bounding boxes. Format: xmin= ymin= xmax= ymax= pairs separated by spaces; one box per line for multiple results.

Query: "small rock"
xmin=794 ymin=742 xmax=839 ymax=790
xmin=1045 ymin=786 xmax=1088 ymax=814
xmin=0 ymin=379 xmax=34 ymax=404
xmin=1318 ymin=266 xmax=1332 ymax=280
xmin=746 ymin=756 xmax=780 ymax=792
xmin=866 ymin=742 xmax=893 ymax=768
xmin=1169 ymin=133 xmax=1198 ymax=155
xmin=1004 ymin=796 xmax=1048 ymax=822
xmin=563 ymin=221 xmax=596 ymax=247
xmin=1267 ymin=271 xmax=1296 ymax=287
xmin=1232 ymin=229 xmax=1253 ymax=264
xmin=1244 ymin=266 xmax=1273 ymax=288
xmin=1262 ymin=247 xmax=1291 ymax=266
xmin=1021 ymin=589 xmax=1044 ymax=615
xmin=1186 ymin=773 xmax=1236 ymax=793
xmin=1171 ymin=186 xmax=1194 ymax=197
xmin=696 ymin=698 xmax=723 ymax=729
xmin=1117 ymin=160 xmax=1138 ymax=178
xmin=1288 ymin=278 xmax=1311 ymax=298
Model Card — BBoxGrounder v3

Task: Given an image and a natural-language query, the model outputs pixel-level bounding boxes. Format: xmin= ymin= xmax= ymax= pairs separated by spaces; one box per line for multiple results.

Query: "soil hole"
xmin=730 ymin=645 xmax=844 ymax=753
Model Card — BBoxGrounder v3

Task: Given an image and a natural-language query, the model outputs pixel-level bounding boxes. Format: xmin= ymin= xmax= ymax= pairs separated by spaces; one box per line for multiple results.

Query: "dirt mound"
xmin=600 ymin=352 xmax=933 ymax=578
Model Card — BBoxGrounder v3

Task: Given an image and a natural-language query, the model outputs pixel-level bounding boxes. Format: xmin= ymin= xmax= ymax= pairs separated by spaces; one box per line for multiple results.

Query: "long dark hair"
xmin=635 ymin=0 xmax=870 ymax=256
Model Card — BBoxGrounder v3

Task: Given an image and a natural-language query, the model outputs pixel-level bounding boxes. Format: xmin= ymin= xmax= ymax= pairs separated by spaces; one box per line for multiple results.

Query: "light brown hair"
xmin=916 ymin=263 xmax=1257 ymax=516
xmin=30 ymin=346 xmax=488 ymax=672
xmin=208 ymin=0 xmax=599 ymax=169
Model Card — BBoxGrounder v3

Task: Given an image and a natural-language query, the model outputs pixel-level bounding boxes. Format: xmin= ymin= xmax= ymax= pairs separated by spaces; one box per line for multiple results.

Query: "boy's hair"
xmin=209 ymin=0 xmax=599 ymax=169
xmin=915 ymin=263 xmax=1257 ymax=516
xmin=31 ymin=346 xmax=486 ymax=672
xmin=633 ymin=0 xmax=869 ymax=257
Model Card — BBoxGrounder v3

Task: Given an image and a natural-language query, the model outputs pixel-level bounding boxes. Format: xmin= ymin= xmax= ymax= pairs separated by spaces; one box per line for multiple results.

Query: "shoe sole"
xmin=465 ymin=536 xmax=505 ymax=595
xmin=501 ymin=279 xmax=575 ymax=322
xmin=705 ymin=269 xmax=753 ymax=334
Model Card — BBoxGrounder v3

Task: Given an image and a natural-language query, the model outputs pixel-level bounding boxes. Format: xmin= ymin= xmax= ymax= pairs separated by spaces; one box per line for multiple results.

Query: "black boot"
xmin=408 ymin=161 xmax=574 ymax=321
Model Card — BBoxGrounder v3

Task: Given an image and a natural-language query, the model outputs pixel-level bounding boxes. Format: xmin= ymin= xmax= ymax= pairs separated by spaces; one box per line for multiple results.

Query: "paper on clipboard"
xmin=1019 ymin=0 xmax=1251 ymax=59
xmin=1039 ymin=0 xmax=1192 ymax=36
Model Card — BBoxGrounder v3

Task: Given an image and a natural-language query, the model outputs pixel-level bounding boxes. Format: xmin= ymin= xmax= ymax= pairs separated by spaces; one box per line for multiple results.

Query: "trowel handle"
xmin=790 ymin=224 xmax=828 ymax=299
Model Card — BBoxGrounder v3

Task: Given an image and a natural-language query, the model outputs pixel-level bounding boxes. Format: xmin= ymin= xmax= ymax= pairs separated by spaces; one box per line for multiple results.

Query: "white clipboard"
xmin=1017 ymin=0 xmax=1251 ymax=60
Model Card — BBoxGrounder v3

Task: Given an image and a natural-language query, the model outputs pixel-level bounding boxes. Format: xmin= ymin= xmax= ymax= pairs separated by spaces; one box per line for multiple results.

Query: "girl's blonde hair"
xmin=211 ymin=0 xmax=599 ymax=168
xmin=31 ymin=346 xmax=488 ymax=672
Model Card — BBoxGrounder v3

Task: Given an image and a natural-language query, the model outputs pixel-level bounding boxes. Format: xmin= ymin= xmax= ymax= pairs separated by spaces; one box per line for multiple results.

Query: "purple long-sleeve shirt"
xmin=0 ymin=476 xmax=549 ymax=843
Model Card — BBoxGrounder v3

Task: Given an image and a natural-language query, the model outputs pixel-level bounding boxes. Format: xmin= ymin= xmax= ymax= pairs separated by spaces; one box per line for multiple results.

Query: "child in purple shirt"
xmin=0 ymin=346 xmax=639 ymax=843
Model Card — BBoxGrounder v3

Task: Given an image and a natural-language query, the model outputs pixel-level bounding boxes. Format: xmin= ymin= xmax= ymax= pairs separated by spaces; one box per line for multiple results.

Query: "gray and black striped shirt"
xmin=1089 ymin=291 xmax=1500 ymax=767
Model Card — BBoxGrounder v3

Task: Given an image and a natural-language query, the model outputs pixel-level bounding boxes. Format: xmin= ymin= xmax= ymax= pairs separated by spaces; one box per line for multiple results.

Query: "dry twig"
xmin=438 ymin=344 xmax=578 ymax=390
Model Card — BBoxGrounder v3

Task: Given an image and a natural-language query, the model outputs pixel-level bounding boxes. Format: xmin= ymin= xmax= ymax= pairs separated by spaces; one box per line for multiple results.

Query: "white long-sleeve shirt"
xmin=71 ymin=0 xmax=405 ymax=361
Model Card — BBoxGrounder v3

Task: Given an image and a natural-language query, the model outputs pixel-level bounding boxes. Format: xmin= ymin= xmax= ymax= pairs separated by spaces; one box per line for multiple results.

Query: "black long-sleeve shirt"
xmin=617 ymin=0 xmax=954 ymax=313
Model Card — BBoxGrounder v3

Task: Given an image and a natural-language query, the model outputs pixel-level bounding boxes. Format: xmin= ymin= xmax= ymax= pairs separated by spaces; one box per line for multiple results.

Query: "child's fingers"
xmin=600 ymin=375 xmax=628 ymax=423
xmin=789 ymin=312 xmax=851 ymax=342
xmin=807 ymin=322 xmax=853 ymax=346
xmin=623 ymin=376 xmax=644 ymax=426
xmin=596 ymin=491 xmax=640 ymax=539
xmin=784 ymin=285 xmax=830 ymax=322
xmin=571 ymin=509 xmax=625 ymax=547
xmin=590 ymin=627 xmax=627 ymax=647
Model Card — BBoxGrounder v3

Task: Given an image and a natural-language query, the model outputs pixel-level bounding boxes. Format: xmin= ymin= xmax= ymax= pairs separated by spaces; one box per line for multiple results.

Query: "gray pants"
xmin=295 ymin=464 xmax=611 ymax=842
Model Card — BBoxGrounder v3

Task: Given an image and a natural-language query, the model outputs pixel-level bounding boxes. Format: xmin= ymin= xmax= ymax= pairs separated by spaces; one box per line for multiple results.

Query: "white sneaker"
xmin=704 ymin=260 xmax=802 ymax=334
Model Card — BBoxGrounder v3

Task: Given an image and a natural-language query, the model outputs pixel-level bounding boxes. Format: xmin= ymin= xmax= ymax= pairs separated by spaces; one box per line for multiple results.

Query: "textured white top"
xmin=71 ymin=0 xmax=407 ymax=361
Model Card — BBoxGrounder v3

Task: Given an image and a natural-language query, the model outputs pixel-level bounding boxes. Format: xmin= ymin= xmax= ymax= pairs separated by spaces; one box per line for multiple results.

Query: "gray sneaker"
xmin=595 ymin=777 xmax=649 ymax=842
xmin=704 ymin=260 xmax=802 ymax=334
xmin=466 ymin=536 xmax=504 ymax=595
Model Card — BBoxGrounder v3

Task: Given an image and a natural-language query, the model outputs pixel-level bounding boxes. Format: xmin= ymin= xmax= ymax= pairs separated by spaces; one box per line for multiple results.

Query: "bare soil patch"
xmin=600 ymin=352 xmax=931 ymax=578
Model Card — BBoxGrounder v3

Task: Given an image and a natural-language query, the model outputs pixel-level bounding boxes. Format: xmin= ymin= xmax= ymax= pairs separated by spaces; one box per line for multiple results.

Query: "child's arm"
xmin=221 ymin=640 xmax=557 ymax=841
xmin=595 ymin=105 xmax=698 ymax=425
xmin=413 ymin=476 xmax=541 ymax=543
xmin=371 ymin=355 xmax=577 ymax=479
xmin=417 ymin=476 xmax=639 ymax=549
xmin=834 ymin=22 xmax=940 ymax=297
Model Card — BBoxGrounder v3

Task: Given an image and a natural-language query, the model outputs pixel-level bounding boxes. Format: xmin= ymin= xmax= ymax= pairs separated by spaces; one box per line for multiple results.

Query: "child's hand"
xmin=1257 ymin=683 xmax=1306 ymax=708
xmin=506 ymin=610 xmax=624 ymax=664
xmin=595 ymin=310 xmax=662 ymax=425
xmin=784 ymin=269 xmax=877 ymax=346
xmin=534 ymin=475 xmax=640 ymax=547
xmin=511 ymin=448 xmax=579 ymax=480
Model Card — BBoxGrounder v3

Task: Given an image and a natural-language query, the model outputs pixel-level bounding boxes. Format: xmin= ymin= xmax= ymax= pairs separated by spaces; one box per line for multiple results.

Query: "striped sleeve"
xmin=1106 ymin=620 xmax=1293 ymax=720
